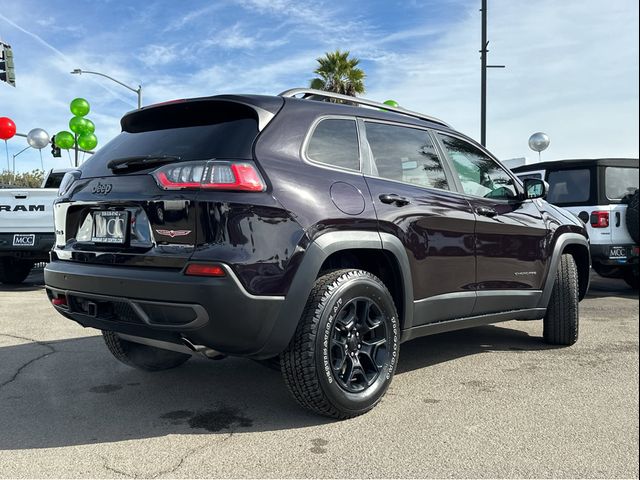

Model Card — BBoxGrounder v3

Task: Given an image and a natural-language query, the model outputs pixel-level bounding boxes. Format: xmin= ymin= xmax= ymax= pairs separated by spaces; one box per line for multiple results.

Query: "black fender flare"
xmin=253 ymin=230 xmax=413 ymax=358
xmin=538 ymin=233 xmax=590 ymax=308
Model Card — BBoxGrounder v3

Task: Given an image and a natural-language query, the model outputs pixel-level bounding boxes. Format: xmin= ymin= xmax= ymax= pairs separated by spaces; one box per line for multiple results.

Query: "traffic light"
xmin=0 ymin=42 xmax=16 ymax=87
xmin=50 ymin=135 xmax=61 ymax=158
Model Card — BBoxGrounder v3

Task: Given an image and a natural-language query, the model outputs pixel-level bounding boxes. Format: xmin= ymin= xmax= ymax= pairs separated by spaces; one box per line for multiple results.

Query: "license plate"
xmin=609 ymin=246 xmax=628 ymax=259
xmin=13 ymin=234 xmax=35 ymax=247
xmin=92 ymin=211 xmax=128 ymax=244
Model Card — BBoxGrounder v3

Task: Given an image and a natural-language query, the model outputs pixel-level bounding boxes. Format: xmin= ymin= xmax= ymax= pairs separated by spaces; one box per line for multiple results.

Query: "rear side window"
xmin=365 ymin=122 xmax=449 ymax=190
xmin=306 ymin=118 xmax=360 ymax=171
xmin=605 ymin=167 xmax=639 ymax=200
xmin=547 ymin=169 xmax=591 ymax=204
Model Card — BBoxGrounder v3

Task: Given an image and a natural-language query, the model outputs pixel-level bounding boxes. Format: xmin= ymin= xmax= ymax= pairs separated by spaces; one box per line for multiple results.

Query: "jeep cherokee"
xmin=44 ymin=88 xmax=590 ymax=418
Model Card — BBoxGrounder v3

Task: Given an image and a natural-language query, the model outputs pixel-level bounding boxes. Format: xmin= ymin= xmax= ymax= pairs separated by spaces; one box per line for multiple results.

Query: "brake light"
xmin=590 ymin=211 xmax=609 ymax=228
xmin=185 ymin=264 xmax=226 ymax=277
xmin=152 ymin=161 xmax=265 ymax=191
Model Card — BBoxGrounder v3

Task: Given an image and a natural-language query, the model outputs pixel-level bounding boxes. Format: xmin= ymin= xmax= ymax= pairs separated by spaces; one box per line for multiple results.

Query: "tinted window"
xmin=547 ymin=169 xmax=590 ymax=204
xmin=42 ymin=172 xmax=66 ymax=189
xmin=81 ymin=101 xmax=260 ymax=178
xmin=307 ymin=119 xmax=360 ymax=171
xmin=518 ymin=172 xmax=542 ymax=181
xmin=439 ymin=134 xmax=518 ymax=199
xmin=366 ymin=122 xmax=449 ymax=190
xmin=605 ymin=167 xmax=639 ymax=199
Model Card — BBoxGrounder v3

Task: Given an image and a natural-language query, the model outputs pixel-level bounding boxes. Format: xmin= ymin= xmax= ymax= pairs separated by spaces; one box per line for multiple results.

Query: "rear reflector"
xmin=185 ymin=264 xmax=226 ymax=277
xmin=152 ymin=160 xmax=265 ymax=191
xmin=590 ymin=211 xmax=609 ymax=228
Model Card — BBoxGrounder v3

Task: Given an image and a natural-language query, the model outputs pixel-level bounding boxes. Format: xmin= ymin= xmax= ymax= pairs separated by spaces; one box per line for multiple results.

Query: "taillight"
xmin=590 ymin=211 xmax=609 ymax=228
xmin=152 ymin=161 xmax=266 ymax=191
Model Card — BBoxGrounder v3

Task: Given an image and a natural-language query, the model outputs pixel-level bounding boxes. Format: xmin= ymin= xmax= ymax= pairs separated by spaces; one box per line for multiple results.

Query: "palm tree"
xmin=310 ymin=50 xmax=365 ymax=97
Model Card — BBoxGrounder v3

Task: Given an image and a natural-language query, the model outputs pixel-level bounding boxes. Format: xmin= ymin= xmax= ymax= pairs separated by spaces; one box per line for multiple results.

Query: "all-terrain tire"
xmin=102 ymin=331 xmax=191 ymax=371
xmin=625 ymin=189 xmax=639 ymax=244
xmin=0 ymin=258 xmax=35 ymax=285
xmin=543 ymin=254 xmax=579 ymax=345
xmin=280 ymin=269 xmax=400 ymax=419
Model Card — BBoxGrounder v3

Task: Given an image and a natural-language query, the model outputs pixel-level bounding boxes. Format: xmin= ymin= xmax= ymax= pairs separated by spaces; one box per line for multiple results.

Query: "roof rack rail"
xmin=278 ymin=88 xmax=450 ymax=128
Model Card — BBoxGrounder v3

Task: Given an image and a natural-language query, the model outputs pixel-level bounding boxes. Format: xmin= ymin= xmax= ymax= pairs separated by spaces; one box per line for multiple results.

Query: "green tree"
xmin=310 ymin=50 xmax=366 ymax=97
xmin=0 ymin=169 xmax=44 ymax=188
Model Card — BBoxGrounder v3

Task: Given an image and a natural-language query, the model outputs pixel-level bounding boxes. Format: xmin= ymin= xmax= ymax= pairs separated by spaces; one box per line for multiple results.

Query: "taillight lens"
xmin=590 ymin=211 xmax=609 ymax=228
xmin=185 ymin=264 xmax=226 ymax=277
xmin=152 ymin=161 xmax=266 ymax=191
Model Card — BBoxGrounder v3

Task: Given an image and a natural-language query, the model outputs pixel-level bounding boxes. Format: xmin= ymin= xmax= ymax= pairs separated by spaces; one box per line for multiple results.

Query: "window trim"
xmin=359 ymin=118 xmax=456 ymax=193
xmin=433 ymin=130 xmax=525 ymax=202
xmin=301 ymin=115 xmax=363 ymax=174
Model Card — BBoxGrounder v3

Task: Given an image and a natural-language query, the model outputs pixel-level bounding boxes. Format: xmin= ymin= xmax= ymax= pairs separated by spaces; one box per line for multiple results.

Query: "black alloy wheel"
xmin=329 ymin=297 xmax=389 ymax=393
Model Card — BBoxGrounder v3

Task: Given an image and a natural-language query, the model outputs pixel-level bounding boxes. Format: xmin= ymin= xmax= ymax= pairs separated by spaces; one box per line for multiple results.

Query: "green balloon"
xmin=83 ymin=119 xmax=96 ymax=134
xmin=77 ymin=133 xmax=98 ymax=150
xmin=383 ymin=100 xmax=399 ymax=108
xmin=55 ymin=131 xmax=75 ymax=149
xmin=70 ymin=98 xmax=90 ymax=117
xmin=69 ymin=116 xmax=88 ymax=134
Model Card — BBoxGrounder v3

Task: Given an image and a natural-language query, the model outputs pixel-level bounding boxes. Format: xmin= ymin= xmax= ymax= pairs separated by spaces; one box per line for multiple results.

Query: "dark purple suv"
xmin=45 ymin=89 xmax=590 ymax=418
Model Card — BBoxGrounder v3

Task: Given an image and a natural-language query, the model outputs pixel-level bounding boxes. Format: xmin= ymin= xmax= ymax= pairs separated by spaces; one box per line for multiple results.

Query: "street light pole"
xmin=479 ymin=0 xmax=505 ymax=147
xmin=71 ymin=69 xmax=142 ymax=109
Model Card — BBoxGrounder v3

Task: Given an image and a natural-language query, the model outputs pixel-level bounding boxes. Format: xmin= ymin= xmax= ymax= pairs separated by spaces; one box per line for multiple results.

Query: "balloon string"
xmin=39 ymin=149 xmax=44 ymax=171
xmin=66 ymin=149 xmax=72 ymax=166
xmin=81 ymin=151 xmax=86 ymax=164
xmin=4 ymin=140 xmax=8 ymax=173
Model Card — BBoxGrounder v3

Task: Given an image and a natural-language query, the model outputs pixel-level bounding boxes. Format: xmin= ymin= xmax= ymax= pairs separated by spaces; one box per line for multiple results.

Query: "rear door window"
xmin=365 ymin=122 xmax=449 ymax=190
xmin=605 ymin=167 xmax=639 ymax=200
xmin=546 ymin=169 xmax=591 ymax=204
xmin=306 ymin=118 xmax=360 ymax=171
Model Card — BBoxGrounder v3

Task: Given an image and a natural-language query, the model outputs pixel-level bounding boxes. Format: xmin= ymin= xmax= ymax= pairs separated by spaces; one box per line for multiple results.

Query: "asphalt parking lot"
xmin=0 ymin=269 xmax=638 ymax=478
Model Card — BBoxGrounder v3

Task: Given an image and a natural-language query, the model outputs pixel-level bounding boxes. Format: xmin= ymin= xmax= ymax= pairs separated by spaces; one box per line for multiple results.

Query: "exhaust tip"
xmin=181 ymin=337 xmax=227 ymax=360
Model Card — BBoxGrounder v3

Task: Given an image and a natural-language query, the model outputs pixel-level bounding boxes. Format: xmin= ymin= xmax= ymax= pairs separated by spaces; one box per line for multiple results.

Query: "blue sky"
xmin=1 ymin=0 xmax=638 ymax=173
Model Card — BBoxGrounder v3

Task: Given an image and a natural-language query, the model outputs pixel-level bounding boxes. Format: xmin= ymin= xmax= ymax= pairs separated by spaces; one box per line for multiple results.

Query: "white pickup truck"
xmin=0 ymin=169 xmax=70 ymax=284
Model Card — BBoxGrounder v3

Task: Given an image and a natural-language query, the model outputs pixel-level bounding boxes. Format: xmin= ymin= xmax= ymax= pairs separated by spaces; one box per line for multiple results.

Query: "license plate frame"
xmin=13 ymin=234 xmax=35 ymax=247
xmin=609 ymin=246 xmax=628 ymax=260
xmin=91 ymin=210 xmax=129 ymax=245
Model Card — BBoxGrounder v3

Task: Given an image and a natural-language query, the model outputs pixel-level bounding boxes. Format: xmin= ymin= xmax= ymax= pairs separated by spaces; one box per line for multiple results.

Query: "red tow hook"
xmin=52 ymin=296 xmax=68 ymax=307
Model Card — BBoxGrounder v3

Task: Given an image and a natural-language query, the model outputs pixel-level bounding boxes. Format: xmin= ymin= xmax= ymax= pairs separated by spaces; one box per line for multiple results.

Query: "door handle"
xmin=379 ymin=193 xmax=411 ymax=206
xmin=476 ymin=206 xmax=498 ymax=217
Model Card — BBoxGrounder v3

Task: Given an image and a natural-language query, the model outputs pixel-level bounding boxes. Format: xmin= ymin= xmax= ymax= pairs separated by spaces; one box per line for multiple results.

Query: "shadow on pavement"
xmin=0 ymin=322 xmax=548 ymax=450
xmin=0 ymin=268 xmax=45 ymax=293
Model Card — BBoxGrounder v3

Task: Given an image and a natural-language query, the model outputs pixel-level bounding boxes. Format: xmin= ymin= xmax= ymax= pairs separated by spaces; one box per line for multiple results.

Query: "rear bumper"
xmin=0 ymin=233 xmax=54 ymax=260
xmin=591 ymin=244 xmax=639 ymax=267
xmin=44 ymin=260 xmax=287 ymax=358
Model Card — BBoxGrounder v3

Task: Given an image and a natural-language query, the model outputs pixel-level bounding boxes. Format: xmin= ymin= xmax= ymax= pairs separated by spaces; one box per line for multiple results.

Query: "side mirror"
xmin=523 ymin=178 xmax=549 ymax=199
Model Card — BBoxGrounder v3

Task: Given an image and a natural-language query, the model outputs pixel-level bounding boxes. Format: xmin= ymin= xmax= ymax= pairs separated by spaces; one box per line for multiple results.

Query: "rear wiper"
xmin=107 ymin=155 xmax=181 ymax=172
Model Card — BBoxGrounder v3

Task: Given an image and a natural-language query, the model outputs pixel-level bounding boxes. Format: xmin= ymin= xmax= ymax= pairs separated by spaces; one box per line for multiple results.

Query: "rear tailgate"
xmin=0 ymin=189 xmax=56 ymax=233
xmin=53 ymin=95 xmax=284 ymax=271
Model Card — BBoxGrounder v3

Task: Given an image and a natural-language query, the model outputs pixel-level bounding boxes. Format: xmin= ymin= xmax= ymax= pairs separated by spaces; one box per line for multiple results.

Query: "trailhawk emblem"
xmin=155 ymin=229 xmax=191 ymax=238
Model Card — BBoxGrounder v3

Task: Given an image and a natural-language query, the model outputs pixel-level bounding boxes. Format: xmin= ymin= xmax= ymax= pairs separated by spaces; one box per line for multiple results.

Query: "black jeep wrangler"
xmin=45 ymin=89 xmax=590 ymax=418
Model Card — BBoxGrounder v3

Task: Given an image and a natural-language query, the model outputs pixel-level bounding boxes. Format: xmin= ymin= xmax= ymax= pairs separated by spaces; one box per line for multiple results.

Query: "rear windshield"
xmin=605 ymin=167 xmax=639 ymax=199
xmin=546 ymin=168 xmax=591 ymax=205
xmin=80 ymin=101 xmax=259 ymax=177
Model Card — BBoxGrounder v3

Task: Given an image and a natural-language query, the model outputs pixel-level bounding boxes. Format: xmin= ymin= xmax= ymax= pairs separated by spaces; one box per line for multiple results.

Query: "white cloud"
xmin=137 ymin=44 xmax=178 ymax=67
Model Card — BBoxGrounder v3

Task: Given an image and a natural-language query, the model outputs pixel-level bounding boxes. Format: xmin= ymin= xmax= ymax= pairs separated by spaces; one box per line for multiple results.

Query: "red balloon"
xmin=0 ymin=117 xmax=17 ymax=140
